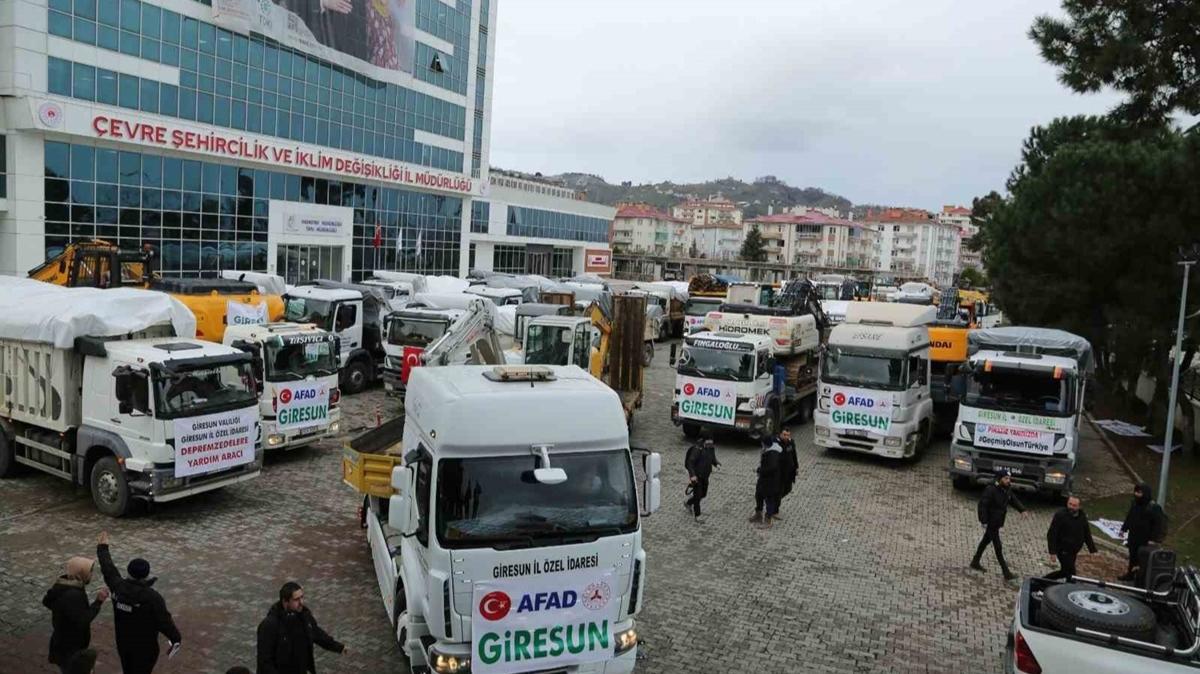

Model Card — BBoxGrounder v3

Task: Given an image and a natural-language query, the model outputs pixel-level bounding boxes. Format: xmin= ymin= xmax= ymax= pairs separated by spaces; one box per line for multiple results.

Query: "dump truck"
xmin=0 ymin=278 xmax=262 ymax=515
xmin=341 ymin=364 xmax=661 ymax=674
xmin=949 ymin=327 xmax=1094 ymax=495
xmin=284 ymin=281 xmax=391 ymax=394
xmin=223 ymin=322 xmax=341 ymax=451
xmin=814 ymin=302 xmax=937 ymax=460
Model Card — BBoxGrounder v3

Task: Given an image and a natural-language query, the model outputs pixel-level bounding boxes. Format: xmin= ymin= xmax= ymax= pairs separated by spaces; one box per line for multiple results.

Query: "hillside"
xmin=516 ymin=172 xmax=854 ymax=219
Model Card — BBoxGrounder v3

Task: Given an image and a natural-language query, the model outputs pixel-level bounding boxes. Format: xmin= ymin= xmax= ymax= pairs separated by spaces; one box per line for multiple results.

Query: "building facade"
xmin=866 ymin=207 xmax=959 ymax=287
xmin=0 ymin=0 xmax=605 ymax=282
xmin=692 ymin=223 xmax=743 ymax=260
xmin=747 ymin=211 xmax=877 ymax=270
xmin=470 ymin=169 xmax=614 ymax=277
xmin=938 ymin=204 xmax=979 ymax=274
xmin=672 ymin=196 xmax=742 ymax=228
xmin=610 ymin=202 xmax=689 ymax=257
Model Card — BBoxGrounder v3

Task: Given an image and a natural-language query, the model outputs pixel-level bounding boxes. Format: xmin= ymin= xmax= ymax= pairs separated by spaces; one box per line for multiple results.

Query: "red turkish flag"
xmin=401 ymin=346 xmax=423 ymax=384
xmin=373 ymin=223 xmax=382 ymax=249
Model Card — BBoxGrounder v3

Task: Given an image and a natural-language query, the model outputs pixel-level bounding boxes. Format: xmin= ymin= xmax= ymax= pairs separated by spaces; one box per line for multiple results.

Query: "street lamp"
xmin=1158 ymin=245 xmax=1200 ymax=506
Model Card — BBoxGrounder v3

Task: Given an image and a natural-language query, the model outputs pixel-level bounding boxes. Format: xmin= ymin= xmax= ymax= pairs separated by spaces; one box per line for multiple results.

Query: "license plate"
xmin=845 ymin=429 xmax=869 ymax=438
xmin=995 ymin=464 xmax=1023 ymax=476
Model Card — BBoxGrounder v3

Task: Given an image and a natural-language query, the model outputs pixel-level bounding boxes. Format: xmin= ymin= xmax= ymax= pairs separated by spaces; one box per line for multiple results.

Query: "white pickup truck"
xmin=345 ymin=365 xmax=661 ymax=674
xmin=1008 ymin=566 xmax=1200 ymax=673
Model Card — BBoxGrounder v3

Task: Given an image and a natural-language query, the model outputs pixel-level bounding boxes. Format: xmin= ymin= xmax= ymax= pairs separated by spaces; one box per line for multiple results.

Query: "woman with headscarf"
xmin=43 ymin=556 xmax=109 ymax=673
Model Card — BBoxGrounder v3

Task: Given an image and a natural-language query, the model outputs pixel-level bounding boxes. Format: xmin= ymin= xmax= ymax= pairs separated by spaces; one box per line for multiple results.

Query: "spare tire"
xmin=1041 ymin=583 xmax=1156 ymax=641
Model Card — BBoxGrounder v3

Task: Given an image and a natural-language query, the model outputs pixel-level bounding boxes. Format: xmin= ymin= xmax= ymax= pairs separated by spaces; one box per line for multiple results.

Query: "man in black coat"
xmin=778 ymin=429 xmax=799 ymax=511
xmin=1045 ymin=495 xmax=1097 ymax=580
xmin=43 ymin=556 xmax=108 ymax=673
xmin=684 ymin=437 xmax=720 ymax=521
xmin=970 ymin=470 xmax=1028 ymax=581
xmin=1119 ymin=482 xmax=1168 ymax=581
xmin=258 ymin=581 xmax=346 ymax=674
xmin=96 ymin=531 xmax=182 ymax=674
xmin=749 ymin=437 xmax=785 ymax=528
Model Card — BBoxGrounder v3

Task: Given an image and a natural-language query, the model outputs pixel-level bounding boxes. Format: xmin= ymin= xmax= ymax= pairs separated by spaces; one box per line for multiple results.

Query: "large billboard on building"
xmin=585 ymin=249 xmax=612 ymax=275
xmin=213 ymin=0 xmax=416 ymax=74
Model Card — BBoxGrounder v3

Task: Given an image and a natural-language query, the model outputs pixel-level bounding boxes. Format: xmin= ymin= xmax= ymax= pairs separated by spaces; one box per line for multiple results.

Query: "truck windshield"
xmin=815 ymin=285 xmax=841 ymax=301
xmin=264 ymin=339 xmax=338 ymax=382
xmin=436 ymin=450 xmax=638 ymax=549
xmin=386 ymin=316 xmax=449 ymax=347
xmin=821 ymin=347 xmax=907 ymax=390
xmin=284 ymin=298 xmax=334 ymax=331
xmin=525 ymin=324 xmax=572 ymax=366
xmin=684 ymin=300 xmax=720 ymax=316
xmin=153 ymin=362 xmax=258 ymax=418
xmin=965 ymin=368 xmax=1074 ymax=416
xmin=677 ymin=346 xmax=755 ymax=381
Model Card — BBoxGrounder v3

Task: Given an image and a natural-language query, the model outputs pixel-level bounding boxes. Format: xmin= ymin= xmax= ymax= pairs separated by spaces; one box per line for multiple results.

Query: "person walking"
xmin=43 ymin=556 xmax=108 ymax=673
xmin=1045 ymin=495 xmax=1097 ymax=580
xmin=748 ymin=436 xmax=785 ymax=528
xmin=65 ymin=648 xmax=97 ymax=674
xmin=257 ymin=582 xmax=347 ymax=674
xmin=1119 ymin=482 xmax=1168 ymax=581
xmin=95 ymin=531 xmax=181 ymax=674
xmin=970 ymin=470 xmax=1028 ymax=581
xmin=777 ymin=429 xmax=799 ymax=513
xmin=684 ymin=437 xmax=720 ymax=522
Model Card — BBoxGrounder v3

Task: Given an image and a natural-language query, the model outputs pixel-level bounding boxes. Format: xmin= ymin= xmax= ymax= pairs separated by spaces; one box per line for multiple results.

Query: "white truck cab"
xmin=284 ymin=285 xmax=381 ymax=394
xmin=814 ymin=302 xmax=936 ymax=459
xmin=949 ymin=327 xmax=1093 ymax=495
xmin=683 ymin=297 xmax=723 ymax=333
xmin=355 ymin=365 xmax=661 ymax=674
xmin=466 ymin=286 xmax=524 ymax=306
xmin=382 ymin=307 xmax=466 ymax=394
xmin=362 ymin=279 xmax=416 ymax=311
xmin=223 ymin=322 xmax=341 ymax=451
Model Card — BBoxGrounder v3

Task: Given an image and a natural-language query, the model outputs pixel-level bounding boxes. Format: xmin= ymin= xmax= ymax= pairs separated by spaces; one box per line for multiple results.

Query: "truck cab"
xmin=523 ymin=315 xmax=599 ymax=372
xmin=672 ymin=332 xmax=778 ymax=438
xmin=814 ymin=302 xmax=936 ymax=459
xmin=949 ymin=327 xmax=1093 ymax=494
xmin=353 ymin=365 xmax=661 ymax=674
xmin=382 ymin=308 xmax=465 ymax=394
xmin=362 ymin=279 xmax=416 ymax=311
xmin=223 ymin=322 xmax=341 ymax=451
xmin=684 ymin=297 xmax=723 ymax=333
xmin=284 ymin=285 xmax=378 ymax=394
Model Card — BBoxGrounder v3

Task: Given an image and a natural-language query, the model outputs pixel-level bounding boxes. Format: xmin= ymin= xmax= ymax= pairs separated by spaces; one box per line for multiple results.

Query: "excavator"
xmin=28 ymin=239 xmax=284 ymax=342
xmin=927 ymin=287 xmax=981 ymax=432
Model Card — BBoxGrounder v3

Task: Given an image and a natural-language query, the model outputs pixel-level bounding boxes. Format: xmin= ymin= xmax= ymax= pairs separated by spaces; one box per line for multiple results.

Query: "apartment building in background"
xmin=745 ymin=210 xmax=878 ymax=269
xmin=673 ymin=196 xmax=743 ymax=228
xmin=866 ymin=207 xmax=959 ymax=287
xmin=938 ymin=204 xmax=980 ymax=274
xmin=610 ymin=202 xmax=690 ymax=257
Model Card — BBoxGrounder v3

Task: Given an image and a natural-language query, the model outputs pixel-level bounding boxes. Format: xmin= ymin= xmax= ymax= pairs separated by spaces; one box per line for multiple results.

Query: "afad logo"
xmin=683 ymin=383 xmax=723 ymax=398
xmin=480 ymin=589 xmax=582 ymax=621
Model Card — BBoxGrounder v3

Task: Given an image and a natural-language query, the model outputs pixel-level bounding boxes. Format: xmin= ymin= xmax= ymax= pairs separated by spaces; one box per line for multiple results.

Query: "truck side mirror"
xmin=642 ymin=452 xmax=662 ymax=516
xmin=388 ymin=466 xmax=418 ymax=536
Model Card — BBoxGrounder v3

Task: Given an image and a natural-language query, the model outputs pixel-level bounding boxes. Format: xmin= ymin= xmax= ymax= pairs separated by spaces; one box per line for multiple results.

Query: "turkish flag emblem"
xmin=279 ymin=389 xmax=293 ymax=404
xmin=401 ymin=346 xmax=423 ymax=384
xmin=479 ymin=591 xmax=511 ymax=621
xmin=833 ymin=392 xmax=847 ymax=406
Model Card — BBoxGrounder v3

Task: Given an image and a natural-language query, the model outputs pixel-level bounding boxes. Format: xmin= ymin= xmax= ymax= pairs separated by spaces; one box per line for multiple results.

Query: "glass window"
xmin=161 ymin=9 xmax=179 ymax=42
xmin=118 ymin=73 xmax=138 ymax=108
xmin=45 ymin=142 xmax=70 ymax=179
xmin=139 ymin=79 xmax=159 ymax=113
xmin=49 ymin=10 xmax=72 ymax=38
xmin=159 ymin=83 xmax=178 ymax=116
xmin=73 ymin=18 xmax=96 ymax=44
xmin=48 ymin=57 xmax=71 ymax=96
xmin=70 ymin=145 xmax=94 ymax=181
xmin=72 ymin=63 xmax=95 ymax=101
xmin=181 ymin=16 xmax=197 ymax=49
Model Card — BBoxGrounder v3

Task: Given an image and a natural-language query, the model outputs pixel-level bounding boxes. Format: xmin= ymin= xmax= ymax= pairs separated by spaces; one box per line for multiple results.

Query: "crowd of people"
xmin=42 ymin=533 xmax=345 ymax=674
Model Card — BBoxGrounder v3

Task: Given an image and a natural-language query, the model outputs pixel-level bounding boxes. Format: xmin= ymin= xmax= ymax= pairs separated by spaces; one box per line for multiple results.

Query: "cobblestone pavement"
xmin=0 ymin=347 xmax=1132 ymax=674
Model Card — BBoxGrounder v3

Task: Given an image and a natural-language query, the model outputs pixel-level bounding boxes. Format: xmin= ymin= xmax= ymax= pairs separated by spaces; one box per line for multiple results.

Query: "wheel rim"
xmin=1067 ymin=590 xmax=1131 ymax=616
xmin=96 ymin=470 xmax=120 ymax=505
xmin=350 ymin=368 xmax=365 ymax=389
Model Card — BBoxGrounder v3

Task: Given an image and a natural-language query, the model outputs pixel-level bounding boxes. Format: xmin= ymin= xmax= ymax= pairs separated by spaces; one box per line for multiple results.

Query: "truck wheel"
xmin=682 ymin=423 xmax=701 ymax=439
xmin=643 ymin=342 xmax=654 ymax=367
xmin=0 ymin=432 xmax=15 ymax=478
xmin=90 ymin=456 xmax=131 ymax=517
xmin=1040 ymin=583 xmax=1157 ymax=641
xmin=393 ymin=584 xmax=413 ymax=668
xmin=343 ymin=359 xmax=370 ymax=395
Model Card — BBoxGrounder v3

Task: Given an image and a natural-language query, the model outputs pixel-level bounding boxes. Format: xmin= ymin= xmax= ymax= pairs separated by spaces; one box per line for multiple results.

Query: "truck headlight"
xmin=329 ymin=420 xmax=340 ymax=434
xmin=614 ymin=627 xmax=639 ymax=654
xmin=884 ymin=436 xmax=902 ymax=448
xmin=1045 ymin=471 xmax=1067 ymax=485
xmin=815 ymin=426 xmax=830 ymax=437
xmin=430 ymin=649 xmax=470 ymax=674
xmin=266 ymin=433 xmax=285 ymax=447
xmin=954 ymin=456 xmax=973 ymax=472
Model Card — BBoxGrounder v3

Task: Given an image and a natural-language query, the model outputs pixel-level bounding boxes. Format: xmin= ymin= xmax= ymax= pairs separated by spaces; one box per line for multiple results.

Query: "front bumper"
xmin=382 ymin=367 xmax=405 ymax=395
xmin=812 ymin=413 xmax=920 ymax=459
xmin=948 ymin=441 xmax=1073 ymax=491
xmin=261 ymin=411 xmax=342 ymax=451
xmin=129 ymin=453 xmax=263 ymax=502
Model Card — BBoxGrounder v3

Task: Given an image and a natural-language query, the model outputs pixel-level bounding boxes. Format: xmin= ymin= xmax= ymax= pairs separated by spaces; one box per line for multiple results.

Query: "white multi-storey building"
xmin=673 ymin=196 xmax=742 ymax=228
xmin=938 ymin=205 xmax=979 ymax=275
xmin=610 ymin=203 xmax=690 ymax=257
xmin=867 ymin=208 xmax=958 ymax=287
xmin=746 ymin=211 xmax=877 ymax=269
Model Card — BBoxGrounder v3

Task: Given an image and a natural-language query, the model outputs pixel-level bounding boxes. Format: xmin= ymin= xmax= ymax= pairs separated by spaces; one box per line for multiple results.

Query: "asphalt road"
xmin=0 ymin=345 xmax=1133 ymax=673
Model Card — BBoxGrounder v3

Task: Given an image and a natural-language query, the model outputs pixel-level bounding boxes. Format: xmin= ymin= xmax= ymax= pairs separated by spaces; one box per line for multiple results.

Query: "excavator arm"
xmin=29 ymin=239 xmax=155 ymax=288
xmin=420 ymin=298 xmax=507 ymax=368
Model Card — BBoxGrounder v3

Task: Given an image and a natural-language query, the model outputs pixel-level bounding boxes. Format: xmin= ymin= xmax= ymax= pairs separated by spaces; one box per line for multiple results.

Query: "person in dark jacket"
xmin=43 ymin=556 xmax=108 ymax=672
xmin=748 ymin=437 xmax=785 ymax=528
xmin=96 ymin=531 xmax=181 ymax=674
xmin=1045 ymin=495 xmax=1097 ymax=580
xmin=684 ymin=437 xmax=720 ymax=521
xmin=65 ymin=648 xmax=97 ymax=674
xmin=970 ymin=470 xmax=1028 ymax=581
xmin=257 ymin=582 xmax=346 ymax=674
xmin=778 ymin=429 xmax=799 ymax=510
xmin=1119 ymin=482 xmax=1168 ymax=581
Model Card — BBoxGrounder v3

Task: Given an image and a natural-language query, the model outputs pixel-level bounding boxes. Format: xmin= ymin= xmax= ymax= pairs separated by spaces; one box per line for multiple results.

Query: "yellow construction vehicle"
xmin=28 ymin=239 xmax=284 ymax=343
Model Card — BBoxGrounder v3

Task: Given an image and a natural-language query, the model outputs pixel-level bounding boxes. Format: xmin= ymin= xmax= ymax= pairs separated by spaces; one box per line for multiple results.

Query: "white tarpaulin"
xmin=471 ymin=568 xmax=621 ymax=674
xmin=220 ymin=270 xmax=287 ymax=296
xmin=1094 ymin=419 xmax=1152 ymax=437
xmin=425 ymin=275 xmax=470 ymax=295
xmin=173 ymin=407 xmax=257 ymax=477
xmin=1091 ymin=518 xmax=1127 ymax=541
xmin=226 ymin=301 xmax=268 ymax=327
xmin=495 ymin=305 xmax=517 ymax=339
xmin=0 ymin=277 xmax=196 ymax=348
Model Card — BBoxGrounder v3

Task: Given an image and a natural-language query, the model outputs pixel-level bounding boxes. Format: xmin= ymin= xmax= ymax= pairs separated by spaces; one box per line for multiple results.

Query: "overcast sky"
xmin=487 ymin=0 xmax=1120 ymax=210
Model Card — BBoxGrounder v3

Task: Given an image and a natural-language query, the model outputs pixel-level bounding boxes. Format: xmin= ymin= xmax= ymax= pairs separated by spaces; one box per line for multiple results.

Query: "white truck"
xmin=344 ymin=365 xmax=661 ymax=674
xmin=381 ymin=306 xmax=465 ymax=395
xmin=0 ymin=280 xmax=261 ymax=516
xmin=1007 ymin=567 xmax=1200 ymax=673
xmin=683 ymin=296 xmax=723 ymax=334
xmin=813 ymin=302 xmax=936 ymax=460
xmin=948 ymin=327 xmax=1093 ymax=495
xmin=223 ymin=322 xmax=341 ymax=451
xmin=701 ymin=306 xmax=821 ymax=355
xmin=284 ymin=281 xmax=390 ymax=394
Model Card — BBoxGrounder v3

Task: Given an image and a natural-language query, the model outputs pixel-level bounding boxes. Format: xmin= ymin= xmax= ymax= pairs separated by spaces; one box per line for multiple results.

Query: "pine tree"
xmin=739 ymin=225 xmax=766 ymax=262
